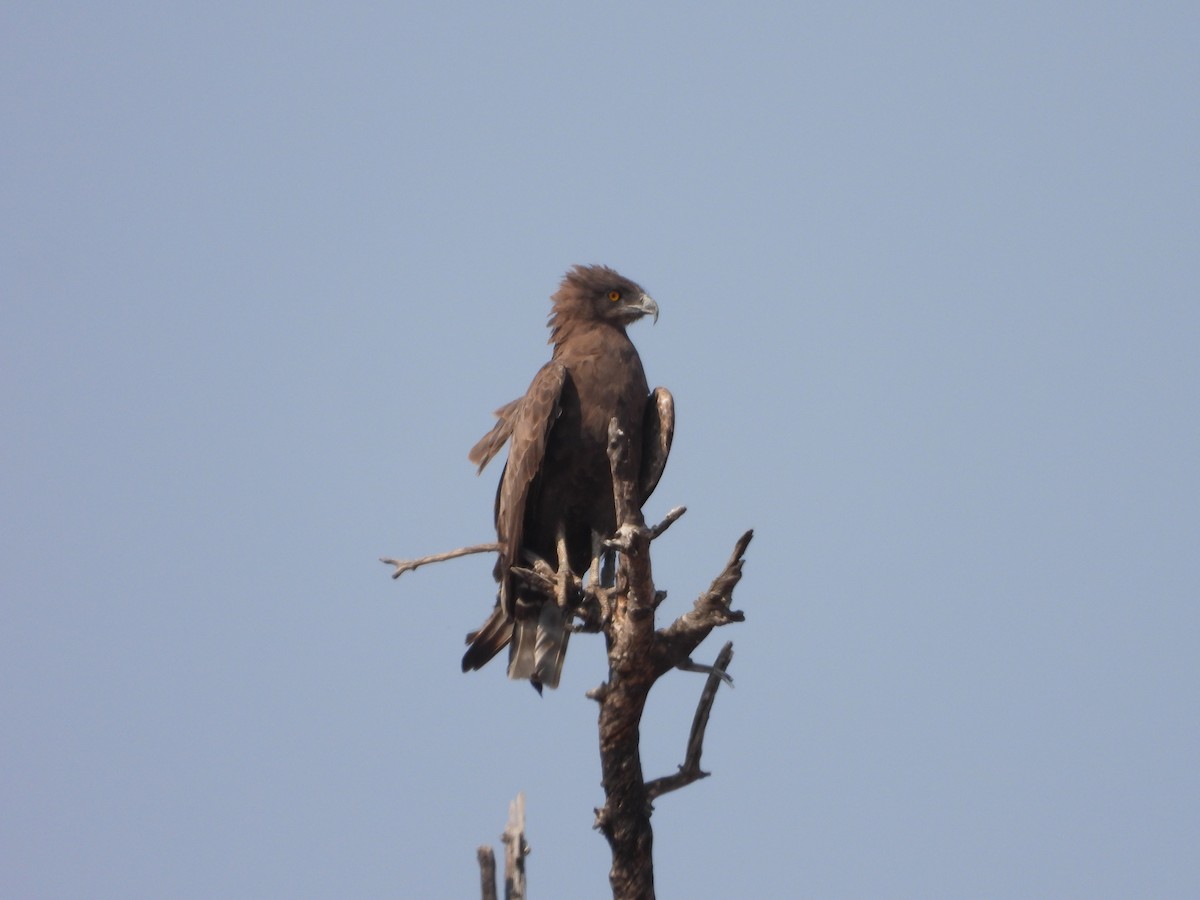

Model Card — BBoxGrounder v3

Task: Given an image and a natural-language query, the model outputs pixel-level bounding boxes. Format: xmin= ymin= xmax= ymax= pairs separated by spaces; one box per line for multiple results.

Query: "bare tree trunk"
xmin=592 ymin=421 xmax=751 ymax=900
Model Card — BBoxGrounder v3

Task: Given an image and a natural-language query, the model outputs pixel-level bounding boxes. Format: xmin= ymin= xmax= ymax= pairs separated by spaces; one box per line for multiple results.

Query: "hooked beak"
xmin=635 ymin=293 xmax=660 ymax=324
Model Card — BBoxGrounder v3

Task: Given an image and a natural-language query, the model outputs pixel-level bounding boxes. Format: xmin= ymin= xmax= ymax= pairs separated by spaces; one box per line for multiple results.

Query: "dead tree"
xmin=382 ymin=420 xmax=751 ymax=900
xmin=587 ymin=419 xmax=750 ymax=900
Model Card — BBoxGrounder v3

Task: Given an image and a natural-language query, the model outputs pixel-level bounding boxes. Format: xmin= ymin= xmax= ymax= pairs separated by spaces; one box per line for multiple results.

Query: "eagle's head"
xmin=548 ymin=264 xmax=659 ymax=341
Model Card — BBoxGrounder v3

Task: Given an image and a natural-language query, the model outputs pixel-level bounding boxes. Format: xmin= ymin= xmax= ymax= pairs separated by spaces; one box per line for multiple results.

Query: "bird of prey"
xmin=462 ymin=264 xmax=674 ymax=690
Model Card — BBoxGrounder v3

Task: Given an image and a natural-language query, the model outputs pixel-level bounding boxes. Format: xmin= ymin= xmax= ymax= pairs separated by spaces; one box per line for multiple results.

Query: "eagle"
xmin=462 ymin=264 xmax=674 ymax=690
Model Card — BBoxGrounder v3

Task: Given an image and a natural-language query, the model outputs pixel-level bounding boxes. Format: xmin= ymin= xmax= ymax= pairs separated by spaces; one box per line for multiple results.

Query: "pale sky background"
xmin=3 ymin=3 xmax=1198 ymax=898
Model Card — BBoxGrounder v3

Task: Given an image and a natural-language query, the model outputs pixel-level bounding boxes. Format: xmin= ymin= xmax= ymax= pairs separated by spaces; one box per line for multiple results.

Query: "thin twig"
xmin=645 ymin=642 xmax=735 ymax=802
xmin=648 ymin=505 xmax=687 ymax=540
xmin=675 ymin=656 xmax=734 ymax=686
xmin=379 ymin=542 xmax=500 ymax=579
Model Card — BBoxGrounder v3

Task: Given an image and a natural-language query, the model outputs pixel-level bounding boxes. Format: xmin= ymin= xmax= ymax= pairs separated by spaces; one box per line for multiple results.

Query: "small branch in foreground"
xmin=675 ymin=656 xmax=734 ymax=686
xmin=477 ymin=846 xmax=497 ymax=900
xmin=478 ymin=793 xmax=529 ymax=900
xmin=379 ymin=542 xmax=500 ymax=579
xmin=646 ymin=642 xmax=735 ymax=802
xmin=501 ymin=793 xmax=529 ymax=900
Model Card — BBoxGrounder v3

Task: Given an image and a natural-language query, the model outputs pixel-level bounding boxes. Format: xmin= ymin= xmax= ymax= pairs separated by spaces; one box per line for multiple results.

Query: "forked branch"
xmin=646 ymin=641 xmax=735 ymax=801
xmin=653 ymin=531 xmax=752 ymax=677
xmin=594 ymin=418 xmax=752 ymax=900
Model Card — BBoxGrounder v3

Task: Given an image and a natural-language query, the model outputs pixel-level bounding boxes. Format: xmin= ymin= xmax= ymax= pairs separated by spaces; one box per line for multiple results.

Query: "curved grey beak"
xmin=637 ymin=294 xmax=660 ymax=324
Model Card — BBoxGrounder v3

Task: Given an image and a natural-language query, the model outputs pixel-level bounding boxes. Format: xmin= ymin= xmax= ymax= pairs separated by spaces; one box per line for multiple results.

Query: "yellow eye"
xmin=608 ymin=290 xmax=621 ymax=302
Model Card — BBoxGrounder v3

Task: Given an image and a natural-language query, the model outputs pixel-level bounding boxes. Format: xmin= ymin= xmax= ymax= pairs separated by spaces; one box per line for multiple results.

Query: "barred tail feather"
xmin=507 ymin=602 xmax=569 ymax=690
xmin=533 ymin=601 xmax=569 ymax=690
xmin=508 ymin=617 xmax=538 ymax=682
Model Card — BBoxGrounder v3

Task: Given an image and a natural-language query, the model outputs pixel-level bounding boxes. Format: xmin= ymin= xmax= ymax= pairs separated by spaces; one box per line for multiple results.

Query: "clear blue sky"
xmin=3 ymin=3 xmax=1197 ymax=897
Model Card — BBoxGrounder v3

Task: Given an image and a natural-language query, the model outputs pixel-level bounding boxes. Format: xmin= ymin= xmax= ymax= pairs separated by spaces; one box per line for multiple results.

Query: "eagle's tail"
xmin=508 ymin=601 xmax=570 ymax=691
xmin=461 ymin=600 xmax=511 ymax=673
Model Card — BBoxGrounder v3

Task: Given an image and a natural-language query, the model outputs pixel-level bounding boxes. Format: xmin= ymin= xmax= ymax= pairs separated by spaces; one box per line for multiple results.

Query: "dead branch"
xmin=477 ymin=793 xmax=528 ymax=900
xmin=477 ymin=846 xmax=497 ymax=900
xmin=593 ymin=419 xmax=751 ymax=900
xmin=501 ymin=793 xmax=528 ymax=900
xmin=648 ymin=505 xmax=686 ymax=540
xmin=645 ymin=642 xmax=735 ymax=801
xmin=652 ymin=531 xmax=751 ymax=678
xmin=379 ymin=542 xmax=500 ymax=579
xmin=675 ymin=657 xmax=734 ymax=685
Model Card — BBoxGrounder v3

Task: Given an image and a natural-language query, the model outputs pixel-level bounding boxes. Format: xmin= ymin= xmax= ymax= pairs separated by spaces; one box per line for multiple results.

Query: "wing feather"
xmin=639 ymin=386 xmax=674 ymax=502
xmin=467 ymin=397 xmax=522 ymax=474
xmin=495 ymin=362 xmax=566 ymax=614
xmin=462 ymin=363 xmax=566 ymax=672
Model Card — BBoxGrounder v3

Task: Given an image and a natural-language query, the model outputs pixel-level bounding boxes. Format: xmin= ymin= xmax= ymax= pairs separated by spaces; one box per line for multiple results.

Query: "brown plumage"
xmin=462 ymin=264 xmax=674 ymax=689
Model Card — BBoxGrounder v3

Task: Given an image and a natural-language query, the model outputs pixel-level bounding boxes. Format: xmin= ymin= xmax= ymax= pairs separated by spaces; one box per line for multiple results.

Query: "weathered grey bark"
xmin=478 ymin=793 xmax=528 ymax=900
xmin=501 ymin=793 xmax=528 ymax=900
xmin=591 ymin=420 xmax=751 ymax=900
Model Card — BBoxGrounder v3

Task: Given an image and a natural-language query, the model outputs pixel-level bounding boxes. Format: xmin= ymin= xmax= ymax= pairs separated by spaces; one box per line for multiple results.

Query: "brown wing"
xmin=462 ymin=362 xmax=566 ymax=673
xmin=639 ymin=386 xmax=674 ymax=502
xmin=468 ymin=397 xmax=522 ymax=474
xmin=493 ymin=361 xmax=566 ymax=614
